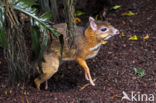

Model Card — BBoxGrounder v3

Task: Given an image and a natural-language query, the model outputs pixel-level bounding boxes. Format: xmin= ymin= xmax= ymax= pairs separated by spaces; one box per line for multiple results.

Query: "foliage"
xmin=143 ymin=34 xmax=149 ymax=40
xmin=128 ymin=34 xmax=149 ymax=41
xmin=122 ymin=11 xmax=135 ymax=16
xmin=129 ymin=35 xmax=138 ymax=40
xmin=75 ymin=10 xmax=85 ymax=23
xmin=30 ymin=25 xmax=41 ymax=58
xmin=112 ymin=5 xmax=121 ymax=10
xmin=134 ymin=68 xmax=145 ymax=77
xmin=75 ymin=11 xmax=85 ymax=16
xmin=0 ymin=0 xmax=62 ymax=60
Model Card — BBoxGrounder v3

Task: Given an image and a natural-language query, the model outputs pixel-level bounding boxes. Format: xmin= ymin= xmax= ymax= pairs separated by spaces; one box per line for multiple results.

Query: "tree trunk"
xmin=38 ymin=0 xmax=59 ymax=23
xmin=39 ymin=0 xmax=51 ymax=11
xmin=50 ymin=0 xmax=59 ymax=22
xmin=4 ymin=2 xmax=32 ymax=86
xmin=63 ymin=0 xmax=76 ymax=48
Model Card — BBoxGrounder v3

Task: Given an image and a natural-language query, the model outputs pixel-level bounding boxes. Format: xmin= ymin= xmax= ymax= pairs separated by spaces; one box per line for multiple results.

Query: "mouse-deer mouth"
xmin=103 ymin=29 xmax=120 ymax=41
xmin=104 ymin=35 xmax=113 ymax=40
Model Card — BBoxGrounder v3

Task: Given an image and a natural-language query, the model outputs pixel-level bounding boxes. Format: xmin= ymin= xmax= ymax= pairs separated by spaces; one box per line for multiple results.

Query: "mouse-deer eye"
xmin=100 ymin=27 xmax=108 ymax=32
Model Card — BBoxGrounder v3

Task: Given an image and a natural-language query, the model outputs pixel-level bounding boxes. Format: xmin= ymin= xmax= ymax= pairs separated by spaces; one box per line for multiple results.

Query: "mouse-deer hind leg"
xmin=34 ymin=55 xmax=59 ymax=90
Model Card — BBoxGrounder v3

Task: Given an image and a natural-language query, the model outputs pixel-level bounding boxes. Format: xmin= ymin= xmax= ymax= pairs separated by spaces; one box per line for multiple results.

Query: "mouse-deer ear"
xmin=89 ymin=16 xmax=95 ymax=22
xmin=89 ymin=16 xmax=97 ymax=31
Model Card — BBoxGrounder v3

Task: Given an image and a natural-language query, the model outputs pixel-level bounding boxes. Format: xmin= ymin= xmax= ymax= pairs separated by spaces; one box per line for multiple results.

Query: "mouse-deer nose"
xmin=113 ymin=29 xmax=120 ymax=35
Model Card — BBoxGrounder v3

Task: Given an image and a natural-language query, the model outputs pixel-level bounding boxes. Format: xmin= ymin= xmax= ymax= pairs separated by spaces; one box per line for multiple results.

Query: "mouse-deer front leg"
xmin=76 ymin=58 xmax=95 ymax=86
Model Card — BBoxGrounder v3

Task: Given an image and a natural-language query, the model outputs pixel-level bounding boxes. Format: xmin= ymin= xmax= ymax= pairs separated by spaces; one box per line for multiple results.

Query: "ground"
xmin=0 ymin=0 xmax=156 ymax=103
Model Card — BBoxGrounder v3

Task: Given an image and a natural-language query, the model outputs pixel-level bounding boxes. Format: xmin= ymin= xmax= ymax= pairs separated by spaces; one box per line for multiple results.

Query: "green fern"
xmin=12 ymin=0 xmax=60 ymax=36
xmin=0 ymin=0 xmax=63 ymax=63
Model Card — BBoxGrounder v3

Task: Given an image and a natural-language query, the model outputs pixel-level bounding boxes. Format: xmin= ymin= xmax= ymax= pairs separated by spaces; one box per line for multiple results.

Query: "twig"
xmin=80 ymin=78 xmax=97 ymax=91
xmin=111 ymin=94 xmax=121 ymax=99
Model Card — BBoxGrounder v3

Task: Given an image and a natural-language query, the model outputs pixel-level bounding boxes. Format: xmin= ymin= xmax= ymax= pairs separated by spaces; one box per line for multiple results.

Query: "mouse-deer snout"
xmin=113 ymin=29 xmax=120 ymax=35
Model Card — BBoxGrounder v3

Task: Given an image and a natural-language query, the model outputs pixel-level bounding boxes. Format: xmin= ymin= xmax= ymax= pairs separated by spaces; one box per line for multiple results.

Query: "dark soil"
xmin=0 ymin=0 xmax=156 ymax=103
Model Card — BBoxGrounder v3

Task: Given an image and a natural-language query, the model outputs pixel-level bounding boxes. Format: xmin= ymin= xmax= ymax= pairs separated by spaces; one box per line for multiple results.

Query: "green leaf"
xmin=12 ymin=0 xmax=35 ymax=6
xmin=128 ymin=11 xmax=135 ymax=16
xmin=75 ymin=11 xmax=85 ymax=16
xmin=134 ymin=68 xmax=145 ymax=77
xmin=35 ymin=29 xmax=49 ymax=74
xmin=122 ymin=11 xmax=135 ymax=16
xmin=30 ymin=26 xmax=41 ymax=58
xmin=40 ymin=12 xmax=52 ymax=21
xmin=129 ymin=35 xmax=138 ymax=40
xmin=112 ymin=5 xmax=121 ymax=10
xmin=38 ymin=29 xmax=48 ymax=61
